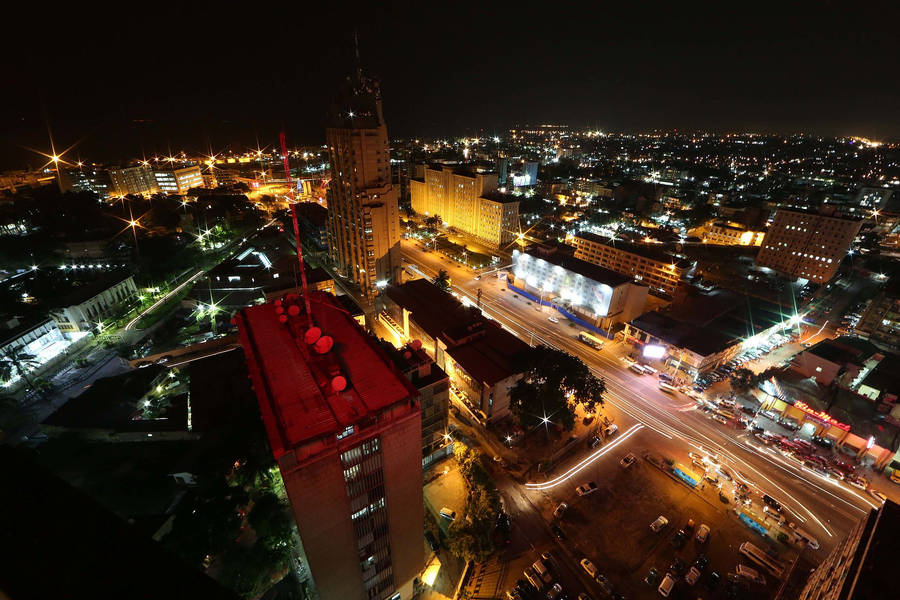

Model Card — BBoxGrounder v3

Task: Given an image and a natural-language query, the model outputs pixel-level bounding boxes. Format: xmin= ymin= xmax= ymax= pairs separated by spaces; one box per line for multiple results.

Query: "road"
xmin=399 ymin=239 xmax=882 ymax=597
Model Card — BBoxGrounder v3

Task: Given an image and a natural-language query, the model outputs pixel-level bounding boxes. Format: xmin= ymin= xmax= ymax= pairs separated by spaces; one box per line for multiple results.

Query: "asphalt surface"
xmin=400 ymin=239 xmax=886 ymax=598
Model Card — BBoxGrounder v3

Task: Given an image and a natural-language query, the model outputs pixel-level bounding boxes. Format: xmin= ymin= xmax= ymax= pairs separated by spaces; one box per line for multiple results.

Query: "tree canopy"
xmin=509 ymin=345 xmax=605 ymax=431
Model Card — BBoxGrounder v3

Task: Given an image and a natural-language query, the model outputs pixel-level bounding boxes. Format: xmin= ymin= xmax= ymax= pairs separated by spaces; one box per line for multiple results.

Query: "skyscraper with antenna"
xmin=325 ymin=36 xmax=401 ymax=300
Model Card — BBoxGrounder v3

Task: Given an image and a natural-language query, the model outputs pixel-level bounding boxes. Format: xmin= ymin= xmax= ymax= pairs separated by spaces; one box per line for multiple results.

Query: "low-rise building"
xmin=510 ymin=244 xmax=648 ymax=332
xmin=623 ymin=286 xmax=800 ymax=379
xmin=703 ymin=221 xmax=765 ymax=246
xmin=791 ymin=336 xmax=880 ymax=386
xmin=383 ymin=341 xmax=450 ymax=466
xmin=854 ymin=283 xmax=900 ymax=352
xmin=50 ymin=273 xmax=139 ymax=333
xmin=379 ymin=279 xmax=529 ymax=423
xmin=0 ymin=317 xmax=88 ymax=386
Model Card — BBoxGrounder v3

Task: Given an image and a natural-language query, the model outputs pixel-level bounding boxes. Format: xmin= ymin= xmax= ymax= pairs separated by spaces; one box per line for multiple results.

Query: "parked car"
xmin=546 ymin=582 xmax=563 ymax=599
xmin=685 ymin=567 xmax=701 ymax=585
xmin=588 ymin=435 xmax=602 ymax=449
xmin=439 ymin=507 xmax=457 ymax=521
xmin=576 ymin=482 xmax=599 ymax=496
xmin=620 ymin=453 xmax=637 ymax=469
xmin=670 ymin=529 xmax=687 ymax=548
xmin=548 ymin=316 xmax=560 ymax=324
xmin=580 ymin=558 xmax=598 ymax=579
xmin=704 ymin=570 xmax=722 ymax=590
xmin=650 ymin=515 xmax=669 ymax=532
xmin=644 ymin=567 xmax=660 ymax=586
xmin=669 ymin=557 xmax=686 ymax=576
xmin=551 ymin=524 xmax=566 ymax=540
xmin=694 ymin=554 xmax=709 ymax=571
xmin=695 ymin=524 xmax=710 ymax=543
xmin=658 ymin=573 xmax=677 ymax=597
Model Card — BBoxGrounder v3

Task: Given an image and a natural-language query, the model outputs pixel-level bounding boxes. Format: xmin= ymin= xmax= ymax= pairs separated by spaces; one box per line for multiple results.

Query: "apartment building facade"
xmin=108 ymin=165 xmax=159 ymax=197
xmin=569 ymin=232 xmax=691 ymax=295
xmin=755 ymin=209 xmax=862 ymax=283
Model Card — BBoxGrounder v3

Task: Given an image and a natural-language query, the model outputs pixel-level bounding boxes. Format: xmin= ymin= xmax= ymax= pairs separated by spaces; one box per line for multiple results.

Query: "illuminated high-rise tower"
xmin=325 ymin=66 xmax=401 ymax=300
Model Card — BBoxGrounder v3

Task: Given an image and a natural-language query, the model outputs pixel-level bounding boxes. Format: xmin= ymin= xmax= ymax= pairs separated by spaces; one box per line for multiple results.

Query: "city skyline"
xmin=3 ymin=3 xmax=900 ymax=168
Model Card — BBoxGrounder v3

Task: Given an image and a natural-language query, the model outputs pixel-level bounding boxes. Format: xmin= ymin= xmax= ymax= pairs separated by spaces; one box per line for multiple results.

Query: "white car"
xmin=685 ymin=566 xmax=701 ymax=586
xmin=553 ymin=502 xmax=568 ymax=519
xmin=658 ymin=573 xmax=676 ymax=597
xmin=580 ymin=558 xmax=598 ymax=579
xmin=548 ymin=316 xmax=560 ymax=324
xmin=695 ymin=524 xmax=710 ymax=543
xmin=650 ymin=515 xmax=669 ymax=532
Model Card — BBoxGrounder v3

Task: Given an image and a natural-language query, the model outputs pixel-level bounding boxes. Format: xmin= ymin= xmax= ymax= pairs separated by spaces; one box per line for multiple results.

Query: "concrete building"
xmin=702 ymin=221 xmax=765 ymax=246
xmin=569 ymin=232 xmax=692 ymax=295
xmin=379 ymin=280 xmax=529 ymax=423
xmin=325 ymin=70 xmax=401 ymax=300
xmin=509 ymin=245 xmax=648 ymax=331
xmin=292 ymin=201 xmax=330 ymax=253
xmin=797 ymin=500 xmax=900 ymax=600
xmin=50 ymin=273 xmax=139 ymax=333
xmin=0 ymin=317 xmax=86 ymax=386
xmin=236 ymin=291 xmax=423 ymax=600
xmin=108 ymin=164 xmax=159 ymax=197
xmin=383 ymin=341 xmax=450 ymax=465
xmin=791 ymin=336 xmax=880 ymax=387
xmin=854 ymin=283 xmax=900 ymax=351
xmin=410 ymin=164 xmax=520 ymax=248
xmin=755 ymin=209 xmax=862 ymax=283
xmin=152 ymin=165 xmax=204 ymax=195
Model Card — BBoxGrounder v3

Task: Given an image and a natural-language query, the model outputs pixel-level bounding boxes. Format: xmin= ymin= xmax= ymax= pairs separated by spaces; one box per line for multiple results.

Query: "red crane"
xmin=281 ymin=129 xmax=312 ymax=327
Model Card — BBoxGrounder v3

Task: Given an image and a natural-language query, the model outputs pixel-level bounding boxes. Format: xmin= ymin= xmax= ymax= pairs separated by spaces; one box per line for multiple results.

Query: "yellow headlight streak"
xmin=525 ymin=424 xmax=644 ymax=491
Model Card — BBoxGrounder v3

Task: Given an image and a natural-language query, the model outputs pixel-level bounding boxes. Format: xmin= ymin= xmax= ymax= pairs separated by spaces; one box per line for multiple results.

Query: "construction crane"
xmin=279 ymin=130 xmax=294 ymax=201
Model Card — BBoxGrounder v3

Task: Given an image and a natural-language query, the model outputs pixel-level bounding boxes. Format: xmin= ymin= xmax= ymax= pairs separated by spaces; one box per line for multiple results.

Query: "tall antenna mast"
xmin=282 ymin=128 xmax=312 ymax=328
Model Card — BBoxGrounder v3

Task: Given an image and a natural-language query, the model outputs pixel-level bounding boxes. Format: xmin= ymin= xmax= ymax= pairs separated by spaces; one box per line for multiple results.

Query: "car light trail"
xmin=525 ymin=424 xmax=644 ymax=490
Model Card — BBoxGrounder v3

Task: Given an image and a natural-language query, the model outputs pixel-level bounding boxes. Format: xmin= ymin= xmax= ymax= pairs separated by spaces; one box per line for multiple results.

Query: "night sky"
xmin=2 ymin=2 xmax=899 ymax=168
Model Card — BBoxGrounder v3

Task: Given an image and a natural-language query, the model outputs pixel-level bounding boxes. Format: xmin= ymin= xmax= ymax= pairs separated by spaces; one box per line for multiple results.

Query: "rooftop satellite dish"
xmin=275 ymin=305 xmax=284 ymax=315
xmin=304 ymin=327 xmax=322 ymax=345
xmin=314 ymin=336 xmax=334 ymax=354
xmin=411 ymin=339 xmax=423 ymax=351
xmin=331 ymin=375 xmax=347 ymax=392
xmin=403 ymin=351 xmax=412 ymax=360
xmin=287 ymin=305 xmax=300 ymax=316
xmin=278 ymin=314 xmax=288 ymax=324
xmin=274 ymin=299 xmax=282 ymax=306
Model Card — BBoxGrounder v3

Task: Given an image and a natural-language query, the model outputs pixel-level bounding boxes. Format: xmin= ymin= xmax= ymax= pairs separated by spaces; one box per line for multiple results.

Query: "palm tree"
xmin=434 ymin=269 xmax=451 ymax=292
xmin=0 ymin=346 xmax=40 ymax=391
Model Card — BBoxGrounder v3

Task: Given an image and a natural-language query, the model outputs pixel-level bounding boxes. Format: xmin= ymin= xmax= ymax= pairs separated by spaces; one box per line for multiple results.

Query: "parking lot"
xmin=529 ymin=446 xmax=789 ymax=599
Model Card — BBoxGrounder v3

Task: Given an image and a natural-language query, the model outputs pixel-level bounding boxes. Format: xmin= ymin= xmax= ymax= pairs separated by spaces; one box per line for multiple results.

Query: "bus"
xmin=578 ymin=332 xmax=604 ymax=350
xmin=739 ymin=542 xmax=786 ymax=578
xmin=629 ymin=363 xmax=647 ymax=375
xmin=790 ymin=528 xmax=820 ymax=550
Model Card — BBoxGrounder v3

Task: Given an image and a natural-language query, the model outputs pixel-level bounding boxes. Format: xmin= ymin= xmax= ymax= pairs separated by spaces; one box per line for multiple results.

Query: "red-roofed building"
xmin=379 ymin=279 xmax=529 ymax=423
xmin=235 ymin=291 xmax=423 ymax=600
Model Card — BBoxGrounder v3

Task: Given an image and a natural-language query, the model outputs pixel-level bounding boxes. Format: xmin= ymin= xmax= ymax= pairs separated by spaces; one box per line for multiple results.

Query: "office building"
xmin=410 ymin=164 xmax=520 ymax=247
xmin=58 ymin=166 xmax=111 ymax=197
xmin=325 ymin=69 xmax=401 ymax=299
xmin=236 ymin=291 xmax=423 ymax=600
xmin=755 ymin=209 xmax=862 ymax=283
xmin=702 ymin=222 xmax=765 ymax=246
xmin=797 ymin=500 xmax=900 ymax=600
xmin=380 ymin=280 xmax=529 ymax=423
xmin=497 ymin=157 xmax=510 ymax=185
xmin=108 ymin=164 xmax=159 ymax=196
xmin=569 ymin=232 xmax=692 ymax=295
xmin=50 ymin=273 xmax=139 ymax=333
xmin=510 ymin=245 xmax=648 ymax=331
xmin=152 ymin=165 xmax=204 ymax=195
